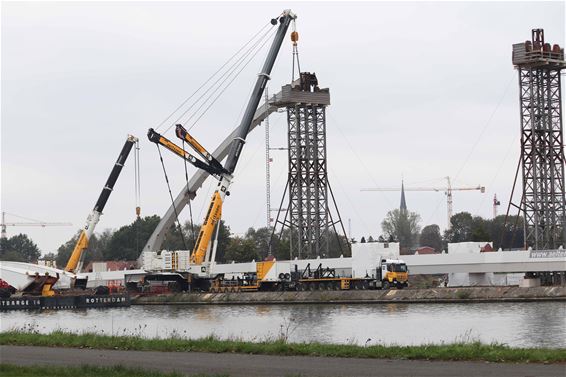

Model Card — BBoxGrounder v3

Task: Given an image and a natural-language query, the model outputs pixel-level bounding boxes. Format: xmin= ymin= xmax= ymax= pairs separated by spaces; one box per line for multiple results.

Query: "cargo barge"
xmin=0 ymin=293 xmax=130 ymax=311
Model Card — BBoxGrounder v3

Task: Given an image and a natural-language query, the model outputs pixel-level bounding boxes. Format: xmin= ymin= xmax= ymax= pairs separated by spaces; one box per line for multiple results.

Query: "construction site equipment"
xmin=147 ymin=10 xmax=296 ymax=284
xmin=296 ymin=258 xmax=408 ymax=290
xmin=506 ymin=29 xmax=566 ymax=250
xmin=361 ymin=177 xmax=485 ymax=227
xmin=65 ymin=135 xmax=139 ymax=277
xmin=1 ymin=212 xmax=71 ymax=239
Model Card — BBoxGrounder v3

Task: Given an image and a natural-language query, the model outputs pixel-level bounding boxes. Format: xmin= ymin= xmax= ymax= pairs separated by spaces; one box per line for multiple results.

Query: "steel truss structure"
xmin=273 ymin=73 xmax=348 ymax=259
xmin=510 ymin=29 xmax=566 ymax=250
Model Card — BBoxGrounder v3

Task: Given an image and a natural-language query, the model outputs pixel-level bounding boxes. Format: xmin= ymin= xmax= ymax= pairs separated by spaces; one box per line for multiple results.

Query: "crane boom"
xmin=224 ymin=10 xmax=296 ymax=174
xmin=192 ymin=11 xmax=295 ymax=272
xmin=148 ymin=128 xmax=225 ymax=177
xmin=65 ymin=135 xmax=139 ymax=273
xmin=175 ymin=124 xmax=226 ymax=173
xmin=154 ymin=10 xmax=295 ymax=274
xmin=361 ymin=186 xmax=484 ymax=192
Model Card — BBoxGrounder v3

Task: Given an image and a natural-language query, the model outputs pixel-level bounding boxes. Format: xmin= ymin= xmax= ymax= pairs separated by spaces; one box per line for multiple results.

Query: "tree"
xmin=245 ymin=227 xmax=272 ymax=260
xmin=105 ymin=215 xmax=161 ymax=261
xmin=0 ymin=234 xmax=41 ymax=262
xmin=420 ymin=224 xmax=443 ymax=252
xmin=381 ymin=209 xmax=421 ymax=251
xmin=443 ymin=212 xmax=474 ymax=243
xmin=444 ymin=212 xmax=492 ymax=245
xmin=471 ymin=216 xmax=490 ymax=242
xmin=55 ymin=230 xmax=107 ymax=269
xmin=223 ymin=236 xmax=259 ymax=263
xmin=486 ymin=215 xmax=525 ymax=250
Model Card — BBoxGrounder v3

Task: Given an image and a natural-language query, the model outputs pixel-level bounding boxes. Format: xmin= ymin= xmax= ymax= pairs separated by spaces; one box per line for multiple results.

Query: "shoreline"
xmin=132 ymin=286 xmax=566 ymax=306
xmin=1 ymin=331 xmax=565 ymax=364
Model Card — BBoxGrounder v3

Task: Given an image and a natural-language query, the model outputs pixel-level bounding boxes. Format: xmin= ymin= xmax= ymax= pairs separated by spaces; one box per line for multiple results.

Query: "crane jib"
xmin=223 ymin=11 xmax=295 ymax=174
xmin=94 ymin=138 xmax=136 ymax=213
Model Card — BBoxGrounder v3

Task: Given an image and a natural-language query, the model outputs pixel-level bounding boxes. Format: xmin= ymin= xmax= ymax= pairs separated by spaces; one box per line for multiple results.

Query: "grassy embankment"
xmin=0 ymin=364 xmax=227 ymax=377
xmin=1 ymin=331 xmax=565 ymax=363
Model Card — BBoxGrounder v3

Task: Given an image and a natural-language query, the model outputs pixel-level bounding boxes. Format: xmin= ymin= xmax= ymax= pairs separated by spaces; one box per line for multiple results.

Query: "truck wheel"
xmin=382 ymin=281 xmax=390 ymax=290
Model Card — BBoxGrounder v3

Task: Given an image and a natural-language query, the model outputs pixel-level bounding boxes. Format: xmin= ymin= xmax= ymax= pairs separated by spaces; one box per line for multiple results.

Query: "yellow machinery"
xmin=65 ymin=135 xmax=139 ymax=282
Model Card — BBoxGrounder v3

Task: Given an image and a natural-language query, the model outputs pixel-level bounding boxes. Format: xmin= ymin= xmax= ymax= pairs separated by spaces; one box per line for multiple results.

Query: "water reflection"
xmin=2 ymin=302 xmax=565 ymax=348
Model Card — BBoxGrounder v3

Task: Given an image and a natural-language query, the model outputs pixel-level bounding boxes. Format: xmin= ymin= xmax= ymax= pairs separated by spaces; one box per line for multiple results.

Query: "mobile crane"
xmin=148 ymin=10 xmax=296 ymax=288
xmin=65 ymin=135 xmax=139 ymax=287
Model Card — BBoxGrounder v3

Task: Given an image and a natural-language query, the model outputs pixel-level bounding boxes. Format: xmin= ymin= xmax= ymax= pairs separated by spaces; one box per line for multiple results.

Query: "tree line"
xmin=0 ymin=210 xmax=524 ymax=267
xmin=366 ymin=208 xmax=525 ymax=253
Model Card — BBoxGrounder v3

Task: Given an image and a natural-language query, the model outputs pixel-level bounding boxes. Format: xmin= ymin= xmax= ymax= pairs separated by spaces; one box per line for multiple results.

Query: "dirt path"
xmin=1 ymin=345 xmax=564 ymax=377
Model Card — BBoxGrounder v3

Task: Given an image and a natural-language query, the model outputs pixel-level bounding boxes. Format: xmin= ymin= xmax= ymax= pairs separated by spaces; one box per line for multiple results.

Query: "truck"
xmin=206 ymin=254 xmax=409 ymax=292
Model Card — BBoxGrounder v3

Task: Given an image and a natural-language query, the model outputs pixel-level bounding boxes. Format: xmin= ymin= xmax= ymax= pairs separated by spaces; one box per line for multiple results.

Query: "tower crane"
xmin=1 ymin=212 xmax=72 ymax=239
xmin=361 ymin=177 xmax=485 ymax=228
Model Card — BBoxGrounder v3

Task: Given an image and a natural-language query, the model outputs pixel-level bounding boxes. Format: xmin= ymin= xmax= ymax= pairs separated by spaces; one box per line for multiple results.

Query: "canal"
xmin=2 ymin=301 xmax=565 ymax=348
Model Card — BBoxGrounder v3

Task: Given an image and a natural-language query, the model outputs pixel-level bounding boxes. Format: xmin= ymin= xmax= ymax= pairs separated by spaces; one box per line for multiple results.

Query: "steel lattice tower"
xmin=272 ymin=73 xmax=348 ymax=259
xmin=287 ymin=102 xmax=329 ymax=258
xmin=512 ymin=29 xmax=566 ymax=250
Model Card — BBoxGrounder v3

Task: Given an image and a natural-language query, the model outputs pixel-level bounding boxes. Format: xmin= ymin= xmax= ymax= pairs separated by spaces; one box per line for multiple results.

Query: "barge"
xmin=0 ymin=293 xmax=130 ymax=311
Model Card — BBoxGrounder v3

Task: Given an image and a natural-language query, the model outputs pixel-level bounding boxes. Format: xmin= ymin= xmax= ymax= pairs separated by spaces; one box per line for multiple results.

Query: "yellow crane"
xmin=65 ymin=135 xmax=139 ymax=276
xmin=148 ymin=10 xmax=296 ymax=281
xmin=361 ymin=177 xmax=485 ymax=227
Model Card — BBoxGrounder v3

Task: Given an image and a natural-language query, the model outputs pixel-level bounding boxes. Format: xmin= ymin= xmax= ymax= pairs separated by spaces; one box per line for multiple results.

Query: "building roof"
xmin=415 ymin=246 xmax=436 ymax=255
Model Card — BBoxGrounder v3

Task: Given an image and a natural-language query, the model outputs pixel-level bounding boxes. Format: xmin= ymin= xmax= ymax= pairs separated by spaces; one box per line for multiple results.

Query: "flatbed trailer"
xmin=297 ymin=277 xmax=370 ymax=291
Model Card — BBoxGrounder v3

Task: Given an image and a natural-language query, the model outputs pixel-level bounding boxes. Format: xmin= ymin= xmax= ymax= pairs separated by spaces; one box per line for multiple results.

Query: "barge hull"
xmin=0 ymin=294 xmax=130 ymax=311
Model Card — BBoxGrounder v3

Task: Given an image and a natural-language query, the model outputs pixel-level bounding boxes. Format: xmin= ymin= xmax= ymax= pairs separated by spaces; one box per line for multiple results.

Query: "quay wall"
xmin=132 ymin=286 xmax=566 ymax=305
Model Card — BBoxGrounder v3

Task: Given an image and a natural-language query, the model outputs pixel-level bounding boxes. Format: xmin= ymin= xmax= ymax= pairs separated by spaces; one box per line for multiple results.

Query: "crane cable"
xmin=155 ymin=144 xmax=188 ymax=250
xmin=155 ymin=21 xmax=273 ymax=133
xmin=181 ymin=27 xmax=279 ymax=131
xmin=134 ymin=139 xmax=141 ymax=253
xmin=291 ymin=20 xmax=300 ymax=82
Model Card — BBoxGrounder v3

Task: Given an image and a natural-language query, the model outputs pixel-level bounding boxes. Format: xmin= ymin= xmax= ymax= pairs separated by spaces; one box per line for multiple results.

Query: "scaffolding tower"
xmin=510 ymin=29 xmax=566 ymax=250
xmin=272 ymin=73 xmax=348 ymax=259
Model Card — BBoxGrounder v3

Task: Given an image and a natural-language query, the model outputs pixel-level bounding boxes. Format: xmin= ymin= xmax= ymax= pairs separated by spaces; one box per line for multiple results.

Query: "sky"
xmin=1 ymin=1 xmax=565 ymax=254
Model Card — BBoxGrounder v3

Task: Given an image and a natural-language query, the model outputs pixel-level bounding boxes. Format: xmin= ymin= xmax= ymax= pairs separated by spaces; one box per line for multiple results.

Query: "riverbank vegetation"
xmin=0 ymin=364 xmax=225 ymax=377
xmin=1 ymin=331 xmax=564 ymax=364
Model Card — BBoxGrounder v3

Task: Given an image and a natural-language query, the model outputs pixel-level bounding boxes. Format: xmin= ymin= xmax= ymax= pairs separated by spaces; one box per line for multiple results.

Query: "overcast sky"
xmin=2 ymin=1 xmax=564 ymax=254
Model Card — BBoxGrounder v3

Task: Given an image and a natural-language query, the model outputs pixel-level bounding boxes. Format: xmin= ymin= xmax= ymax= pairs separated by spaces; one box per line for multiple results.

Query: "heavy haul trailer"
xmin=208 ymin=257 xmax=409 ymax=292
xmin=138 ymin=242 xmax=408 ymax=293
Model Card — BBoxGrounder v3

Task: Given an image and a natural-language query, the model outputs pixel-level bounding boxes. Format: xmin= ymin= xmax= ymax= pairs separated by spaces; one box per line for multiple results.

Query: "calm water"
xmin=2 ymin=302 xmax=565 ymax=348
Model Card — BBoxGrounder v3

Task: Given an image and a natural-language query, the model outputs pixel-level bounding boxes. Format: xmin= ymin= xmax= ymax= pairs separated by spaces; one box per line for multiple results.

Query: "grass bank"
xmin=1 ymin=331 xmax=565 ymax=364
xmin=0 ymin=364 xmax=226 ymax=377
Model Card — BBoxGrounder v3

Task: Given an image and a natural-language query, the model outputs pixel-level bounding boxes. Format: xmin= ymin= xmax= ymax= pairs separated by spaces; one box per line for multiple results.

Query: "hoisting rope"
xmin=291 ymin=20 xmax=300 ymax=82
xmin=182 ymin=139 xmax=197 ymax=248
xmin=181 ymin=27 xmax=279 ymax=131
xmin=155 ymin=21 xmax=272 ymax=132
xmin=158 ymin=22 xmax=276 ymax=135
xmin=156 ymin=144 xmax=188 ymax=250
xmin=134 ymin=139 xmax=142 ymax=252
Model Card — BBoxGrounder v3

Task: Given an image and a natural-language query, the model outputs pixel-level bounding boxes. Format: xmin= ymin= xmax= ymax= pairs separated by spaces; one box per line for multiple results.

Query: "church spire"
xmin=400 ymin=180 xmax=407 ymax=211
